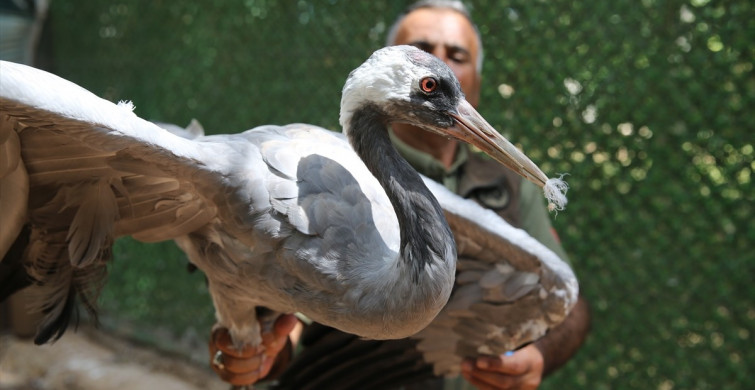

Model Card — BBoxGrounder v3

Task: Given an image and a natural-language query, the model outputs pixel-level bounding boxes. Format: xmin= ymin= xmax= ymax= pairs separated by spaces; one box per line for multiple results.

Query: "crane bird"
xmin=164 ymin=120 xmax=578 ymax=384
xmin=0 ymin=46 xmax=571 ymax=356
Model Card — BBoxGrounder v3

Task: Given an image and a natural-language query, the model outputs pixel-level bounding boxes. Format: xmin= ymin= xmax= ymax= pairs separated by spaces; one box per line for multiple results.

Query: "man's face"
xmin=393 ymin=8 xmax=481 ymax=108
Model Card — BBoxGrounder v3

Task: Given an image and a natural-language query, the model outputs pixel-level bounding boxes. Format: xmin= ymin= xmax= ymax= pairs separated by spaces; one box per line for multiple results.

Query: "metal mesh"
xmin=44 ymin=1 xmax=754 ymax=389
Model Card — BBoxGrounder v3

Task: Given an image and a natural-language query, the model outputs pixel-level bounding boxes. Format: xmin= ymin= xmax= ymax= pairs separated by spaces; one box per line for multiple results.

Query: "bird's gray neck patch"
xmin=347 ymin=105 xmax=456 ymax=283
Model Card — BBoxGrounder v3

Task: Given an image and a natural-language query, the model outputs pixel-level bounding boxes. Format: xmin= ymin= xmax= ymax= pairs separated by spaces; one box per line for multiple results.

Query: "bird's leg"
xmin=215 ymin=299 xmax=263 ymax=349
xmin=210 ymin=300 xmax=263 ymax=389
xmin=255 ymin=307 xmax=279 ymax=338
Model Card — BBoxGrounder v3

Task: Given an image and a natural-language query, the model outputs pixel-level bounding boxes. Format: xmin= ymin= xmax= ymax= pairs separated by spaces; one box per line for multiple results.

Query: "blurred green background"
xmin=14 ymin=0 xmax=755 ymax=389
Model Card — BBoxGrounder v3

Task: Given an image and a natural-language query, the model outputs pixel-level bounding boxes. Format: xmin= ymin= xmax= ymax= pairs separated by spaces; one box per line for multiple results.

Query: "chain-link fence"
xmin=35 ymin=1 xmax=755 ymax=389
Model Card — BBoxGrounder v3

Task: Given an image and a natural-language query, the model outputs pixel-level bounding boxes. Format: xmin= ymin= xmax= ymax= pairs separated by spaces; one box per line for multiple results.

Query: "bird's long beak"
xmin=446 ymin=100 xmax=549 ymax=188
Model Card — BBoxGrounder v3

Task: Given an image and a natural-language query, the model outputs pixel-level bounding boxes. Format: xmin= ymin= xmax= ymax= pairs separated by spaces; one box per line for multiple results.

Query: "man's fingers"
xmin=219 ymin=352 xmax=265 ymax=374
xmin=461 ymin=368 xmax=504 ymax=390
xmin=211 ymin=328 xmax=258 ymax=358
xmin=461 ymin=349 xmax=544 ymax=390
xmin=209 ymin=318 xmax=299 ymax=387
xmin=258 ymin=314 xmax=298 ymax=359
xmin=274 ymin=314 xmax=300 ymax=337
xmin=477 ymin=354 xmax=528 ymax=375
xmin=258 ymin=353 xmax=278 ymax=378
xmin=215 ymin=368 xmax=262 ymax=387
xmin=463 ymin=359 xmax=521 ymax=390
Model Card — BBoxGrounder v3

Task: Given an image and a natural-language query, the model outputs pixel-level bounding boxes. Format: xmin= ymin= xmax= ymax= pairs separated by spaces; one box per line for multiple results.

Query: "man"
xmin=210 ymin=2 xmax=590 ymax=389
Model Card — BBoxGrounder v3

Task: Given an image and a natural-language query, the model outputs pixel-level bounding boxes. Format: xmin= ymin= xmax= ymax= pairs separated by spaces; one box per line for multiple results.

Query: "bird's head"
xmin=340 ymin=45 xmax=567 ymax=209
xmin=340 ymin=45 xmax=462 ymax=133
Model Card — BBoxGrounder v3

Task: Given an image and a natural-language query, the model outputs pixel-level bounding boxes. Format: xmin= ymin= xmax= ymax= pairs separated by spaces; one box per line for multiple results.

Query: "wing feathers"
xmin=0 ymin=114 xmax=21 ymax=176
xmin=66 ymin=180 xmax=118 ymax=267
xmin=0 ymin=124 xmax=28 ymax=259
xmin=408 ymin=179 xmax=579 ymax=376
xmin=0 ymin=62 xmax=248 ymax=344
xmin=33 ymin=284 xmax=78 ymax=344
xmin=120 ymin=176 xmax=180 ymax=195
xmin=130 ymin=198 xmax=216 ymax=242
xmin=25 ymin=155 xmax=113 ymax=182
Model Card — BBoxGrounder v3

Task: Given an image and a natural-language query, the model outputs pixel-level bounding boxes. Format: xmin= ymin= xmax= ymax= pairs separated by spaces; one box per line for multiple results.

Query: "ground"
xmin=0 ymin=326 xmax=228 ymax=390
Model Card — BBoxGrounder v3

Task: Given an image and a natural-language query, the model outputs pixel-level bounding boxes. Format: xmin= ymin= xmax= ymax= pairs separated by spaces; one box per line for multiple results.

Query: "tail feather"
xmin=34 ymin=285 xmax=78 ymax=345
xmin=31 ymin=263 xmax=106 ymax=345
xmin=23 ymin=227 xmax=108 ymax=345
xmin=67 ymin=180 xmax=118 ymax=267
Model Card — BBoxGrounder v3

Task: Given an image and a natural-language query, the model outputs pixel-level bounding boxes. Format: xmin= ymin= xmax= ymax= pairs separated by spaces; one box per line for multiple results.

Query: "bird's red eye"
xmin=420 ymin=77 xmax=438 ymax=93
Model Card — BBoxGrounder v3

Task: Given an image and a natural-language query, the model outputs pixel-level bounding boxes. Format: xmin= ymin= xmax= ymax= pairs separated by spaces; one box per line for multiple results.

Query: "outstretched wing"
xmin=0 ymin=61 xmax=245 ymax=343
xmin=416 ymin=177 xmax=578 ymax=376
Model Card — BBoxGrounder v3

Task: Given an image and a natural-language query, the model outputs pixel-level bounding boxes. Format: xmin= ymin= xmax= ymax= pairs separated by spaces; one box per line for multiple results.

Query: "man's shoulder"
xmin=459 ymin=151 xmax=523 ymax=196
xmin=458 ymin=152 xmax=524 ymax=226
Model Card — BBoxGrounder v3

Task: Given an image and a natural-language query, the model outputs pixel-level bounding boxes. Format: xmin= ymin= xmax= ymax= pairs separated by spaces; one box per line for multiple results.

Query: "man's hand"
xmin=460 ymin=344 xmax=544 ymax=390
xmin=209 ymin=314 xmax=299 ymax=386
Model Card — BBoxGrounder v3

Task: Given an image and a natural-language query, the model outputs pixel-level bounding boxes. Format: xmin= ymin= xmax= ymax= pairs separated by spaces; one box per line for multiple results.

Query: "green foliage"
xmin=98 ymin=238 xmax=215 ymax=344
xmin=46 ymin=0 xmax=752 ymax=388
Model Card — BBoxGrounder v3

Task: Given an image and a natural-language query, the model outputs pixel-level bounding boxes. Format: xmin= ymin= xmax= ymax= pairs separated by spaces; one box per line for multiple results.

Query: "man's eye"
xmin=411 ymin=42 xmax=432 ymax=53
xmin=450 ymin=53 xmax=468 ymax=64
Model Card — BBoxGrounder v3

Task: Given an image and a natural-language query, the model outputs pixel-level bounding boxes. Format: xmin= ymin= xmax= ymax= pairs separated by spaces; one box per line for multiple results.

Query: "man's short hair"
xmin=385 ymin=0 xmax=484 ymax=74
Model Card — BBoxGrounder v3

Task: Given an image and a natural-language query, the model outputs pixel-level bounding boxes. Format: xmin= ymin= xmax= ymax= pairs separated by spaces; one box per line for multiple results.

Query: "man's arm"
xmin=536 ymin=294 xmax=591 ymax=376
